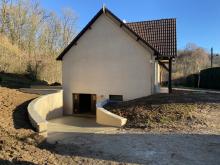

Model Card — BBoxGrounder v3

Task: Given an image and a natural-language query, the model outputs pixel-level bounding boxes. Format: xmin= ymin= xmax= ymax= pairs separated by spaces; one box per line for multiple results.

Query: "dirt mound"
xmin=104 ymin=92 xmax=220 ymax=131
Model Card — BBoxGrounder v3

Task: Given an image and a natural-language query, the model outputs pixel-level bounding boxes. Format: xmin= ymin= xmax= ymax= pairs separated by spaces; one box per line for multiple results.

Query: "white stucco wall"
xmin=62 ymin=14 xmax=155 ymax=114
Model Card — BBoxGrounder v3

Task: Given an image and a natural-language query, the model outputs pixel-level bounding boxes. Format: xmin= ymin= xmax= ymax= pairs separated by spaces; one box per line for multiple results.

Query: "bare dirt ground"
xmin=0 ymin=87 xmax=122 ymax=165
xmin=104 ymin=91 xmax=220 ymax=134
xmin=0 ymin=87 xmax=220 ymax=165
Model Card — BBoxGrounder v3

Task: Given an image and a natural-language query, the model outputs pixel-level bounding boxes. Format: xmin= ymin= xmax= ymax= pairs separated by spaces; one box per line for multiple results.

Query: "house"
xmin=57 ymin=7 xmax=177 ymax=115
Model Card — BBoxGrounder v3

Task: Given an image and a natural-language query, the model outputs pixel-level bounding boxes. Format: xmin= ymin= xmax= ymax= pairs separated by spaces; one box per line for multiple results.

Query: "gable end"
xmin=56 ymin=8 xmax=160 ymax=61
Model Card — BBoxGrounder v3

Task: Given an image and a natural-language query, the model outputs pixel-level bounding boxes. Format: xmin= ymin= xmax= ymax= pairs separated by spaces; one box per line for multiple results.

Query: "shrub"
xmin=186 ymin=74 xmax=199 ymax=87
xmin=199 ymin=67 xmax=220 ymax=90
xmin=172 ymin=74 xmax=199 ymax=88
xmin=50 ymin=82 xmax=61 ymax=86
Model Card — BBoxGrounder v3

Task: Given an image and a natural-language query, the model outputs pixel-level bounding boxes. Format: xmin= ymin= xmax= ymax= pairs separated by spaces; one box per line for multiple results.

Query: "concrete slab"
xmin=47 ymin=116 xmax=118 ymax=143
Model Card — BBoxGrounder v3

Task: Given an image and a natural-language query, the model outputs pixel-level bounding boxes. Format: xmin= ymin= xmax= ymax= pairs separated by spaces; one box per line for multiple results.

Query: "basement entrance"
xmin=72 ymin=94 xmax=96 ymax=115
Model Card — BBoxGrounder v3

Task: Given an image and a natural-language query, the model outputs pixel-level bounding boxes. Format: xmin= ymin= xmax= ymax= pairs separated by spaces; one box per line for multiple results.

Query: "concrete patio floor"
xmin=47 ymin=116 xmax=118 ymax=143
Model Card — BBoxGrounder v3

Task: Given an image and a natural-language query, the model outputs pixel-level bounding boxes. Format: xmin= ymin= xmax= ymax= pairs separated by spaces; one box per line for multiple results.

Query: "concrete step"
xmin=72 ymin=113 xmax=96 ymax=118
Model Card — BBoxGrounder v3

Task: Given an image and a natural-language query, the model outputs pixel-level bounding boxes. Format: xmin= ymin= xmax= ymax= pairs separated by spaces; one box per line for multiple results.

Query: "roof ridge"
xmin=126 ymin=18 xmax=176 ymax=24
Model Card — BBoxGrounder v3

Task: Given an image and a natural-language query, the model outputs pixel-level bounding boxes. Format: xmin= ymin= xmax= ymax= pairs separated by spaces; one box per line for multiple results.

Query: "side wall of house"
xmin=62 ymin=14 xmax=155 ymax=114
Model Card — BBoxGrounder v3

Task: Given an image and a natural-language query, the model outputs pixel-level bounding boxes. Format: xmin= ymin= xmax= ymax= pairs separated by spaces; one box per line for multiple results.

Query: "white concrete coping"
xmin=19 ymin=88 xmax=61 ymax=95
xmin=96 ymin=99 xmax=127 ymax=127
xmin=159 ymin=87 xmax=169 ymax=93
xmin=28 ymin=90 xmax=63 ymax=137
xmin=30 ymin=85 xmax=62 ymax=89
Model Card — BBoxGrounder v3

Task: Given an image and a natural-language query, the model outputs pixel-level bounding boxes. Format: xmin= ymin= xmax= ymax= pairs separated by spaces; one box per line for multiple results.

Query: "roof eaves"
xmin=56 ymin=9 xmax=103 ymax=60
xmin=104 ymin=8 xmax=161 ymax=56
xmin=126 ymin=18 xmax=177 ymax=58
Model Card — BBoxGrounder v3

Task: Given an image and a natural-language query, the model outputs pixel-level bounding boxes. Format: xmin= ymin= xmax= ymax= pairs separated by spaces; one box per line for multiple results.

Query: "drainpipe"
xmin=198 ymin=70 xmax=201 ymax=88
xmin=150 ymin=54 xmax=154 ymax=94
xmin=168 ymin=58 xmax=172 ymax=93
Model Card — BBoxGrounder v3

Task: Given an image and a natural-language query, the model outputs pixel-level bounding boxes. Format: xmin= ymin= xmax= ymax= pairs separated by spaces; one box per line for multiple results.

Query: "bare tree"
xmin=0 ymin=0 xmax=77 ymax=83
xmin=173 ymin=43 xmax=210 ymax=79
xmin=61 ymin=8 xmax=77 ymax=47
xmin=0 ymin=0 xmax=10 ymax=33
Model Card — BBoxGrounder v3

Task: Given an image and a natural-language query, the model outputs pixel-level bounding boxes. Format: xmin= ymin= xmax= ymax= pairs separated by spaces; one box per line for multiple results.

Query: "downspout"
xmin=168 ymin=58 xmax=172 ymax=93
xmin=150 ymin=53 xmax=157 ymax=94
xmin=150 ymin=54 xmax=154 ymax=94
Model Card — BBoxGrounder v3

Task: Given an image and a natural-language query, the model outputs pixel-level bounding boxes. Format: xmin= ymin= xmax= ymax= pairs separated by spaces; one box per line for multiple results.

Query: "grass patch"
xmin=0 ymin=72 xmax=48 ymax=88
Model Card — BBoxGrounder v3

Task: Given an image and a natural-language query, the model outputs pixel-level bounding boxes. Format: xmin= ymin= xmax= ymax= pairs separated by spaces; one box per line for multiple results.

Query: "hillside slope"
xmin=0 ymin=35 xmax=61 ymax=84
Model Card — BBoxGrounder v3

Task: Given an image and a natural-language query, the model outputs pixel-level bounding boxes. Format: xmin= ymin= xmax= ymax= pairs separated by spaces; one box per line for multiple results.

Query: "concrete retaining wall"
xmin=28 ymin=90 xmax=63 ymax=137
xmin=159 ymin=87 xmax=169 ymax=93
xmin=96 ymin=99 xmax=127 ymax=127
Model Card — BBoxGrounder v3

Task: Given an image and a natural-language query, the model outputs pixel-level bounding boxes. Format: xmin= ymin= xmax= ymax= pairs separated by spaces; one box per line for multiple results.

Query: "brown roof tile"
xmin=126 ymin=19 xmax=177 ymax=57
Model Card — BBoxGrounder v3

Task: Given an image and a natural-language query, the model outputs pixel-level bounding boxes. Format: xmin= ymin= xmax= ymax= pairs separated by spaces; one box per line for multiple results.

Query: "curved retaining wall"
xmin=19 ymin=88 xmax=61 ymax=95
xmin=28 ymin=90 xmax=63 ymax=137
xmin=96 ymin=99 xmax=127 ymax=127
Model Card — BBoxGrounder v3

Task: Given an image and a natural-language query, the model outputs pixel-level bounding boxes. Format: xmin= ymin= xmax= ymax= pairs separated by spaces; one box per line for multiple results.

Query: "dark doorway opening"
xmin=72 ymin=93 xmax=96 ymax=115
xmin=79 ymin=94 xmax=91 ymax=113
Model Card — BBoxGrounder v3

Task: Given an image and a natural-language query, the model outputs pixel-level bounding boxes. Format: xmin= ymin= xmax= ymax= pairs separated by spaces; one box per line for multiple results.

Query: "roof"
xmin=127 ymin=19 xmax=177 ymax=58
xmin=57 ymin=7 xmax=176 ymax=60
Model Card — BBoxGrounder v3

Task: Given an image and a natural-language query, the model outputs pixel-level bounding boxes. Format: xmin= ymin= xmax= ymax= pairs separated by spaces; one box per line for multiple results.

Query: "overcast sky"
xmin=41 ymin=0 xmax=220 ymax=53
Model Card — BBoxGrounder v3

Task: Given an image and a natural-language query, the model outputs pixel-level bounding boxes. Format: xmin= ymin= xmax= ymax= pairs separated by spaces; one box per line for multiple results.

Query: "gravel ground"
xmin=51 ymin=131 xmax=220 ymax=165
xmin=0 ymin=87 xmax=220 ymax=165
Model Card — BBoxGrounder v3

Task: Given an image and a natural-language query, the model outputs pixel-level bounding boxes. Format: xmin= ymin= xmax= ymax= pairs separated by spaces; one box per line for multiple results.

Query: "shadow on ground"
xmin=38 ymin=132 xmax=220 ymax=165
xmin=48 ymin=116 xmax=116 ymax=128
xmin=0 ymin=72 xmax=47 ymax=89
xmin=12 ymin=99 xmax=35 ymax=130
xmin=0 ymin=159 xmax=37 ymax=165
xmin=107 ymin=92 xmax=220 ymax=106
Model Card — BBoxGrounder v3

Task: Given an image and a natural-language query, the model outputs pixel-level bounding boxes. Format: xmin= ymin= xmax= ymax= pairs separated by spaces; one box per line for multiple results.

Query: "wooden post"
xmin=91 ymin=94 xmax=97 ymax=115
xmin=72 ymin=94 xmax=79 ymax=114
xmin=168 ymin=58 xmax=172 ymax=93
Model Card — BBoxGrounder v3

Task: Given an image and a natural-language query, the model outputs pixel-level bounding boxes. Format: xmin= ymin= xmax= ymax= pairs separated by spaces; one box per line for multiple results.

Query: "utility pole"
xmin=211 ymin=47 xmax=213 ymax=68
